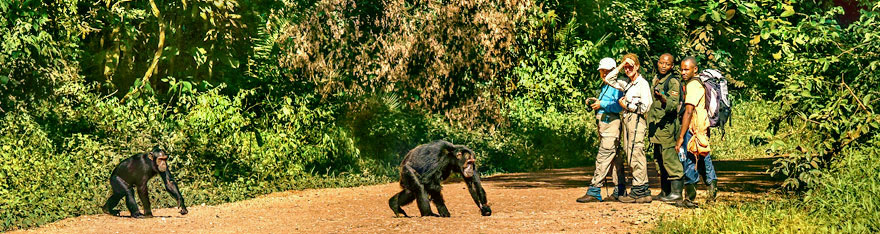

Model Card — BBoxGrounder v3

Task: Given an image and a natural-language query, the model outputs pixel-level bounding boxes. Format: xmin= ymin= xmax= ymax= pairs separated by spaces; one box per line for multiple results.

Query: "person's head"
xmin=598 ymin=57 xmax=616 ymax=79
xmin=658 ymin=53 xmax=674 ymax=75
xmin=622 ymin=53 xmax=640 ymax=80
xmin=680 ymin=56 xmax=698 ymax=81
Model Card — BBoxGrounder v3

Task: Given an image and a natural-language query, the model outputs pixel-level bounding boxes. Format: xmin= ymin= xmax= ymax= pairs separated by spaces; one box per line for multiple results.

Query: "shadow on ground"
xmin=484 ymin=157 xmax=783 ymax=193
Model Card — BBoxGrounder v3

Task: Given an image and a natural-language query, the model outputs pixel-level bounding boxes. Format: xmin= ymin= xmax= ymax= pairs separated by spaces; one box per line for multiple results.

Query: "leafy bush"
xmin=653 ymin=139 xmax=880 ymax=233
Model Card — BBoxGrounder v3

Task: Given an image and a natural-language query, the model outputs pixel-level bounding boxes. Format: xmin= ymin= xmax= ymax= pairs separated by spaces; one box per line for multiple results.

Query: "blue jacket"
xmin=597 ymin=84 xmax=624 ymax=115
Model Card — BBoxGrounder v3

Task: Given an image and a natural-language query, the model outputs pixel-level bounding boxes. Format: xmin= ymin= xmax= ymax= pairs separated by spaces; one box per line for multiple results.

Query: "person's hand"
xmin=654 ymin=90 xmax=666 ymax=104
xmin=590 ymin=102 xmax=601 ymax=110
xmin=675 ymin=137 xmax=683 ymax=153
xmin=618 ymin=97 xmax=627 ymax=109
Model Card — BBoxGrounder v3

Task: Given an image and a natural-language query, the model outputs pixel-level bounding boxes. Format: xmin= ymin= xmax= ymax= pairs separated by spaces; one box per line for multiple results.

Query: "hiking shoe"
xmin=576 ymin=193 xmax=601 ymax=203
xmin=620 ymin=195 xmax=652 ymax=203
xmin=603 ymin=195 xmax=619 ymax=202
xmin=576 ymin=187 xmax=603 ymax=203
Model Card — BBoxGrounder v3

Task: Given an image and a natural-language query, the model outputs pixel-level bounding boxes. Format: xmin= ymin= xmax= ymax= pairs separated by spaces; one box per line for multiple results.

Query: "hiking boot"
xmin=603 ymin=194 xmax=619 ymax=202
xmin=576 ymin=187 xmax=602 ymax=203
xmin=675 ymin=199 xmax=699 ymax=209
xmin=660 ymin=179 xmax=683 ymax=202
xmin=576 ymin=193 xmax=601 ymax=203
xmin=706 ymin=180 xmax=717 ymax=204
xmin=674 ymin=183 xmax=699 ymax=208
xmin=652 ymin=191 xmax=667 ymax=201
xmin=619 ymin=194 xmax=652 ymax=203
xmin=653 ymin=177 xmax=670 ymax=200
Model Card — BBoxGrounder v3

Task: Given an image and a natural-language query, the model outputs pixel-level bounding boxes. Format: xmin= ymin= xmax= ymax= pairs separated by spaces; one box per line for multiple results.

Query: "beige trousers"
xmin=622 ymin=112 xmax=648 ymax=186
xmin=590 ymin=113 xmax=626 ymax=188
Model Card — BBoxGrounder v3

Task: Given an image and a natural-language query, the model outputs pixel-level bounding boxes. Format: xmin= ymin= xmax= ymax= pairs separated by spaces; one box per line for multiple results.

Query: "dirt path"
xmin=9 ymin=158 xmax=780 ymax=234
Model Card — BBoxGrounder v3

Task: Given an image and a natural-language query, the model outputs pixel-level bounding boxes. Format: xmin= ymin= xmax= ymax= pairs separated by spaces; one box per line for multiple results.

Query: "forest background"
xmin=1 ymin=0 xmax=878 ymax=232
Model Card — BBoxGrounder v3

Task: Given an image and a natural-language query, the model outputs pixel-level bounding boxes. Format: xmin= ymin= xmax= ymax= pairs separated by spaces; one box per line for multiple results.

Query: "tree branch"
xmin=121 ymin=0 xmax=165 ymax=103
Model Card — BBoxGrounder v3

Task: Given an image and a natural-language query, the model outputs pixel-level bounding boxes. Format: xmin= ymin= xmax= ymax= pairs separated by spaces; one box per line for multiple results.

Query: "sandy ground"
xmin=8 ymin=158 xmax=779 ymax=234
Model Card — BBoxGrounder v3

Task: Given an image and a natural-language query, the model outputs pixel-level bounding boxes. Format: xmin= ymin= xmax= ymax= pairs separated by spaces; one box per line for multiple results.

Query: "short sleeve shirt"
xmin=684 ymin=79 xmax=710 ymax=146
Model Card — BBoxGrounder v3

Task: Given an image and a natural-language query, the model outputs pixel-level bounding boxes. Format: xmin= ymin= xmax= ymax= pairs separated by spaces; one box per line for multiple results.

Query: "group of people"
xmin=577 ymin=53 xmax=717 ymax=208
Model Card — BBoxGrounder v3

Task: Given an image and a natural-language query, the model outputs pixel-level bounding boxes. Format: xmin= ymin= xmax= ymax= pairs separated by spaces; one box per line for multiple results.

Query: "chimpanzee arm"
xmin=160 ymin=170 xmax=188 ymax=215
xmin=464 ymin=170 xmax=491 ymax=216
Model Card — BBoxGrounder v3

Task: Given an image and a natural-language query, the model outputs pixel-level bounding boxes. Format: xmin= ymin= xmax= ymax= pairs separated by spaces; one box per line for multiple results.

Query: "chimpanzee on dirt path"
xmin=388 ymin=140 xmax=491 ymax=217
xmin=102 ymin=146 xmax=188 ymax=218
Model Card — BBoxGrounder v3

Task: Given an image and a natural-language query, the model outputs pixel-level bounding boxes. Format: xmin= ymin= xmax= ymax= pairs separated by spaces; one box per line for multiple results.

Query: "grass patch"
xmin=652 ymin=199 xmax=823 ymax=233
xmin=711 ymin=99 xmax=782 ymax=161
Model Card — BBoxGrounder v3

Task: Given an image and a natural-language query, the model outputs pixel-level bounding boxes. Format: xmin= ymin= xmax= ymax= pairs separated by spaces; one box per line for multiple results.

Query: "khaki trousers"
xmin=622 ymin=112 xmax=648 ymax=186
xmin=590 ymin=113 xmax=626 ymax=188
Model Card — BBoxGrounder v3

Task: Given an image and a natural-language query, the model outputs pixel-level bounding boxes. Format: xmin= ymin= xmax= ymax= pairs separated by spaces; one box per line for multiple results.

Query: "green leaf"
xmin=0 ymin=75 xmax=7 ymax=84
xmin=725 ymin=9 xmax=736 ymax=20
xmin=750 ymin=35 xmax=761 ymax=45
xmin=781 ymin=5 xmax=795 ymax=18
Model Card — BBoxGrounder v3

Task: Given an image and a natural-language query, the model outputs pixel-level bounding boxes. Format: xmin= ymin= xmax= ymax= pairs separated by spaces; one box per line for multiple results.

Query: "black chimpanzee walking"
xmin=388 ymin=140 xmax=491 ymax=217
xmin=102 ymin=146 xmax=188 ymax=218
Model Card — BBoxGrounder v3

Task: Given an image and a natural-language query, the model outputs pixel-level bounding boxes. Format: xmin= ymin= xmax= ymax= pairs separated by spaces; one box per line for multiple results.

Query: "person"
xmin=576 ymin=57 xmax=627 ymax=203
xmin=602 ymin=53 xmax=653 ymax=203
xmin=646 ymin=53 xmax=685 ymax=202
xmin=675 ymin=57 xmax=718 ymax=208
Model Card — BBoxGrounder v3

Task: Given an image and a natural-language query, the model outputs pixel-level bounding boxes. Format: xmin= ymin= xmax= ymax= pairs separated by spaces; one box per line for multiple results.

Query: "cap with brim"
xmin=598 ymin=57 xmax=616 ymax=71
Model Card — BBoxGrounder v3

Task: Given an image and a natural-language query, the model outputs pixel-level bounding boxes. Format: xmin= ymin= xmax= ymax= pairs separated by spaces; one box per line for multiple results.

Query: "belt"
xmin=599 ymin=112 xmax=620 ymax=123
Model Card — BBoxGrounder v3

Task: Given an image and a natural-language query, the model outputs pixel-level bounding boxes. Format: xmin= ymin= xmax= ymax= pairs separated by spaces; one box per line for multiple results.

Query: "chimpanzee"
xmin=388 ymin=140 xmax=491 ymax=217
xmin=102 ymin=146 xmax=188 ymax=218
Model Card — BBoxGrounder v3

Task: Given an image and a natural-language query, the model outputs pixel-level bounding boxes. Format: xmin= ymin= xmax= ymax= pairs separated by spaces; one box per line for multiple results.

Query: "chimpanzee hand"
xmin=180 ymin=208 xmax=189 ymax=215
xmin=480 ymin=205 xmax=492 ymax=216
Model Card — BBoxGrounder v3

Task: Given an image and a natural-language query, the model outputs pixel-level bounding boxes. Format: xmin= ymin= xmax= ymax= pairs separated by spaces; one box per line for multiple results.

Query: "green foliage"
xmin=0 ymin=0 xmax=84 ymax=111
xmin=762 ymin=3 xmax=880 ymax=191
xmin=0 ymin=85 xmax=383 ymax=231
xmin=804 ymin=139 xmax=880 ymax=232
xmin=652 ymin=199 xmax=825 ymax=233
xmin=709 ymin=99 xmax=781 ymax=160
xmin=653 ymin=138 xmax=880 ymax=233
xmin=3 ymin=0 xmax=880 ymax=231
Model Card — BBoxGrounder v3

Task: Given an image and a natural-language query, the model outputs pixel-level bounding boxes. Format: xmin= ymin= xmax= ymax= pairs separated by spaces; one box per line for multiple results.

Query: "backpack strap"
xmin=662 ymin=73 xmax=672 ymax=93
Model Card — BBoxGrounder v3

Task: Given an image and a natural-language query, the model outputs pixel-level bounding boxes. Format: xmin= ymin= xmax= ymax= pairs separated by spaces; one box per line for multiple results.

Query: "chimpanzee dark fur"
xmin=388 ymin=140 xmax=491 ymax=217
xmin=102 ymin=146 xmax=187 ymax=218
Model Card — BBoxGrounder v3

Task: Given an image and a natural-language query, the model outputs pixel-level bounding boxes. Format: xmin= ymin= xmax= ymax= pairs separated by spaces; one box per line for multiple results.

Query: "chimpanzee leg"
xmin=427 ymin=190 xmax=450 ymax=217
xmin=402 ymin=166 xmax=437 ymax=217
xmin=389 ymin=189 xmax=415 ymax=217
xmin=137 ymin=185 xmax=153 ymax=217
xmin=103 ymin=175 xmax=129 ymax=216
xmin=123 ymin=187 xmax=143 ymax=218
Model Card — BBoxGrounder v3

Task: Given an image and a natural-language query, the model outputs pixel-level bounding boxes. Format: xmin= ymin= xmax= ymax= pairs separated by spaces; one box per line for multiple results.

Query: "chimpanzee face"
xmin=455 ymin=147 xmax=476 ymax=179
xmin=151 ymin=149 xmax=169 ymax=172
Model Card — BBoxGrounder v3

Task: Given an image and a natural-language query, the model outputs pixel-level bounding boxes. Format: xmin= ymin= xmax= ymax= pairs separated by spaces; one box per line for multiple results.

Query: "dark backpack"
xmin=696 ymin=69 xmax=732 ymax=137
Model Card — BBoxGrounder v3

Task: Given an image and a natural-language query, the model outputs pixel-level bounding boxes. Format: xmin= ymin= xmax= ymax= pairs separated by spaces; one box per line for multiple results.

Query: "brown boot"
xmin=576 ymin=190 xmax=602 ymax=203
xmin=603 ymin=194 xmax=619 ymax=202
